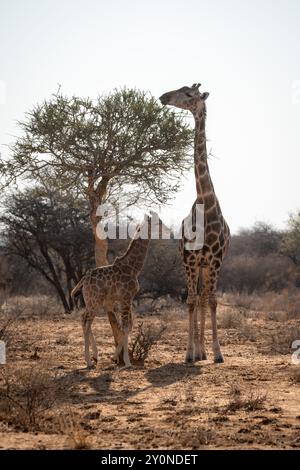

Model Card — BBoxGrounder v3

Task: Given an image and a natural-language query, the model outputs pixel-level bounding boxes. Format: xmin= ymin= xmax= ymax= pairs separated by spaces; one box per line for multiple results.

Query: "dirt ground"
xmin=0 ymin=304 xmax=300 ymax=450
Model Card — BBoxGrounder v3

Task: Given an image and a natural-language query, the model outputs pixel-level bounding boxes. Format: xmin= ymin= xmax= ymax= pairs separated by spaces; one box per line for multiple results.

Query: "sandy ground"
xmin=0 ymin=305 xmax=300 ymax=450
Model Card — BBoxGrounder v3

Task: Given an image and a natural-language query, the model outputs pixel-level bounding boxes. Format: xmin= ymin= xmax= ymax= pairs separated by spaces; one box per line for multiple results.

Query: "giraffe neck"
xmin=115 ymin=235 xmax=150 ymax=274
xmin=193 ymin=107 xmax=217 ymax=205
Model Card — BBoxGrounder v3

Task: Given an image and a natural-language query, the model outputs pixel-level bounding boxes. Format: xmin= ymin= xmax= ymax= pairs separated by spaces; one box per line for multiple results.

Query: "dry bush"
xmin=130 ymin=321 xmax=167 ymax=365
xmin=264 ymin=310 xmax=287 ymax=322
xmin=266 ymin=324 xmax=300 ymax=355
xmin=218 ymin=310 xmax=257 ymax=341
xmin=57 ymin=408 xmax=91 ymax=450
xmin=225 ymin=384 xmax=267 ymax=413
xmin=178 ymin=424 xmax=216 ymax=448
xmin=1 ymin=314 xmax=45 ymax=361
xmin=0 ymin=365 xmax=67 ymax=431
xmin=218 ymin=310 xmax=245 ymax=329
xmin=252 ymin=290 xmax=300 ymax=321
xmin=238 ymin=321 xmax=258 ymax=342
xmin=221 ymin=293 xmax=256 ymax=310
xmin=0 ymin=308 xmax=24 ymax=343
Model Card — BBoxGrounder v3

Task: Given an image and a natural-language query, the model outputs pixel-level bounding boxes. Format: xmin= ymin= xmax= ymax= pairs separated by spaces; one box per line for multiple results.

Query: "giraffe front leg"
xmin=183 ymin=259 xmax=199 ymax=363
xmin=193 ymin=300 xmax=201 ymax=361
xmin=195 ymin=293 xmax=208 ymax=361
xmin=185 ymin=303 xmax=195 ymax=363
xmin=194 ymin=271 xmax=209 ymax=361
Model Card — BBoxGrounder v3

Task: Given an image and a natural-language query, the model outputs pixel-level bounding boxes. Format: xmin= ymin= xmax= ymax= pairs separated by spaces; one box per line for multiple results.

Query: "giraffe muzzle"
xmin=159 ymin=93 xmax=170 ymax=105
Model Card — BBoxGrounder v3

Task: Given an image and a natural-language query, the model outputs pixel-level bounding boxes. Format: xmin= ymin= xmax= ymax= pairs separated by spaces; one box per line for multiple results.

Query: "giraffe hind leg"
xmin=106 ymin=307 xmax=125 ymax=365
xmin=119 ymin=302 xmax=133 ymax=368
xmin=209 ymin=269 xmax=224 ymax=363
xmin=81 ymin=311 xmax=94 ymax=368
xmin=89 ymin=330 xmax=98 ymax=364
xmin=210 ymin=293 xmax=224 ymax=363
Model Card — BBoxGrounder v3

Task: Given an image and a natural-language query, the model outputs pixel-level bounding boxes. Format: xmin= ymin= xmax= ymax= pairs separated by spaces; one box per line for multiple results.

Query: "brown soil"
xmin=0 ymin=306 xmax=300 ymax=450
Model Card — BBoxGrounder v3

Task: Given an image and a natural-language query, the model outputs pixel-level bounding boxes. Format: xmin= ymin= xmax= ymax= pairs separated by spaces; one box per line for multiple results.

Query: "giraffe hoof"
xmin=195 ymin=352 xmax=207 ymax=361
xmin=214 ymin=354 xmax=224 ymax=364
xmin=185 ymin=355 xmax=194 ymax=364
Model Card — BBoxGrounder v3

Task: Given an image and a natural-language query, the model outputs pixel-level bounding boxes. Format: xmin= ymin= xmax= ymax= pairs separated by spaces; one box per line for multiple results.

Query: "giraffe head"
xmin=159 ymin=83 xmax=209 ymax=115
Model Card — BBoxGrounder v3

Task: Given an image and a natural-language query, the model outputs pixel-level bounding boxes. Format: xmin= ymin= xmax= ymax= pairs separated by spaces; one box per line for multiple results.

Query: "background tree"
xmin=0 ymin=88 xmax=193 ymax=266
xmin=219 ymin=222 xmax=296 ymax=293
xmin=0 ymin=187 xmax=94 ymax=311
xmin=280 ymin=212 xmax=300 ymax=287
xmin=138 ymin=239 xmax=186 ymax=302
xmin=229 ymin=222 xmax=282 ymax=257
xmin=281 ymin=212 xmax=300 ymax=267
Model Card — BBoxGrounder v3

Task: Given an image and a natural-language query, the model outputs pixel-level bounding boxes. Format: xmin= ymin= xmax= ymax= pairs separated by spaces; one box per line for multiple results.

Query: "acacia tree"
xmin=0 ymin=187 xmax=94 ymax=311
xmin=0 ymin=88 xmax=192 ymax=266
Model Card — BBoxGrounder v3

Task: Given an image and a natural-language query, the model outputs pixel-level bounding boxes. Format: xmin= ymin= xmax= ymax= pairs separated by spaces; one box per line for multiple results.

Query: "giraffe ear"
xmin=201 ymin=92 xmax=209 ymax=100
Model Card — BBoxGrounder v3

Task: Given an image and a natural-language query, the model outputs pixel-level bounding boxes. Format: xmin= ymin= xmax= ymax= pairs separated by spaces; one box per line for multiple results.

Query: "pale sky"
xmin=0 ymin=0 xmax=300 ymax=233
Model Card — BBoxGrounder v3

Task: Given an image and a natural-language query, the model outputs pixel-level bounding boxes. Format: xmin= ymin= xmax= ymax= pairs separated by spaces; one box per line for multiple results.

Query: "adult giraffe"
xmin=160 ymin=83 xmax=230 ymax=363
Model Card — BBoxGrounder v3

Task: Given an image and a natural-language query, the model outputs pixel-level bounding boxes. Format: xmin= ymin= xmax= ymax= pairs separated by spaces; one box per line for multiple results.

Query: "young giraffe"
xmin=71 ymin=213 xmax=156 ymax=368
xmin=160 ymin=83 xmax=230 ymax=363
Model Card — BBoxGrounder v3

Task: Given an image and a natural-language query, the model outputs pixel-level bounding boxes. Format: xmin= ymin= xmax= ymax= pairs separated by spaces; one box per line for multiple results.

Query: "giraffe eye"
xmin=186 ymin=92 xmax=193 ymax=98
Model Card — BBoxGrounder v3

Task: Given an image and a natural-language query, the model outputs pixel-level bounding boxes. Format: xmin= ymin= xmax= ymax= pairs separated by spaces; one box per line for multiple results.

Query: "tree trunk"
xmin=90 ymin=205 xmax=109 ymax=266
xmin=88 ymin=181 xmax=109 ymax=268
xmin=94 ymin=225 xmax=109 ymax=267
xmin=87 ymin=179 xmax=122 ymax=359
xmin=39 ymin=245 xmax=71 ymax=312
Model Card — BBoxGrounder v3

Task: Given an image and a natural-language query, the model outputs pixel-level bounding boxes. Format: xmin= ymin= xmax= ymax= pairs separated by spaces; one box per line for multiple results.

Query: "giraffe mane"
xmin=113 ymin=224 xmax=143 ymax=264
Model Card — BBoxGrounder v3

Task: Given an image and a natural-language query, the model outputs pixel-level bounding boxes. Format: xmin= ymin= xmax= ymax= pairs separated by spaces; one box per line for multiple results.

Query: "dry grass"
xmin=2 ymin=296 xmax=62 ymax=319
xmin=55 ymin=335 xmax=69 ymax=346
xmin=218 ymin=310 xmax=245 ymax=329
xmin=1 ymin=296 xmax=300 ymax=450
xmin=225 ymin=384 xmax=267 ymax=413
xmin=0 ymin=307 xmax=25 ymax=344
xmin=57 ymin=408 xmax=91 ymax=450
xmin=175 ymin=423 xmax=217 ymax=448
xmin=238 ymin=321 xmax=257 ymax=342
xmin=222 ymin=290 xmax=300 ymax=320
xmin=218 ymin=309 xmax=257 ymax=342
xmin=266 ymin=324 xmax=300 ymax=355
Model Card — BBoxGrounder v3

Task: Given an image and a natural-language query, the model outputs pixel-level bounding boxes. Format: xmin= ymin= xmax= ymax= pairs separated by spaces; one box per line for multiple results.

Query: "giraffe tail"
xmin=71 ymin=278 xmax=85 ymax=308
